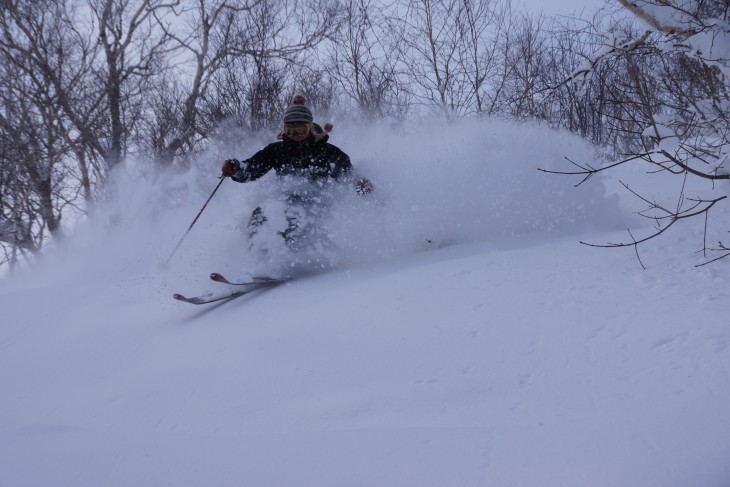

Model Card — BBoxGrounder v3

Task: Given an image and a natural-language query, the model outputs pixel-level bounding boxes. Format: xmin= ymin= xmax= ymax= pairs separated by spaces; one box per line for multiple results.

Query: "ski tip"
xmin=172 ymin=293 xmax=187 ymax=301
xmin=209 ymin=272 xmax=226 ymax=282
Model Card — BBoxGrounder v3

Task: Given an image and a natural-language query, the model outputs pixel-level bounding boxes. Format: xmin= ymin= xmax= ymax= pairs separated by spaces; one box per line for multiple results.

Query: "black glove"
xmin=355 ymin=177 xmax=374 ymax=196
xmin=221 ymin=159 xmax=240 ymax=177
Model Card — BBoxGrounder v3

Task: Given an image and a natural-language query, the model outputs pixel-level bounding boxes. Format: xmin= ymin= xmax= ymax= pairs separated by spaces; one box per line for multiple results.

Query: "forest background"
xmin=2 ymin=0 xmax=729 ymax=270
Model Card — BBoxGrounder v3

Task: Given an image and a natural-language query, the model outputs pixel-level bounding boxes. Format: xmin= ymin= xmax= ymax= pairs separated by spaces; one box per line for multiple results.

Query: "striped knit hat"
xmin=283 ymin=95 xmax=313 ymax=124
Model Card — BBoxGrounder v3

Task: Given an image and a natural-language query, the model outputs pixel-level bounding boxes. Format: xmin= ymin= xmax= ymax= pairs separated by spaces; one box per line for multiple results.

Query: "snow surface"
xmin=1 ymin=118 xmax=730 ymax=486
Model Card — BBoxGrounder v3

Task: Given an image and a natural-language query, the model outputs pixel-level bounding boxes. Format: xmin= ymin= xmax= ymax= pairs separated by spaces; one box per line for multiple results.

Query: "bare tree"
xmin=394 ymin=0 xmax=472 ymax=117
xmin=325 ymin=0 xmax=408 ymax=122
xmin=537 ymin=13 xmax=645 ymax=151
xmin=147 ymin=0 xmax=257 ymax=163
xmin=145 ymin=0 xmax=338 ymax=163
xmin=1 ymin=0 xmax=174 ymax=176
xmin=457 ymin=0 xmax=513 ymax=115
xmin=0 ymin=128 xmax=38 ymax=271
xmin=502 ymin=12 xmax=554 ymax=120
xmin=0 ymin=0 xmax=86 ymax=257
xmin=89 ymin=0 xmax=176 ymax=168
xmin=543 ymin=0 xmax=730 ymax=266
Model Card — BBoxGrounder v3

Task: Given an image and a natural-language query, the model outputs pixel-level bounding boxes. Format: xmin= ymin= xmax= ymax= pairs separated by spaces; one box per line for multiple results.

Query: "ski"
xmin=209 ymin=272 xmax=289 ymax=286
xmin=173 ymin=274 xmax=289 ymax=305
xmin=173 ymin=288 xmax=258 ymax=305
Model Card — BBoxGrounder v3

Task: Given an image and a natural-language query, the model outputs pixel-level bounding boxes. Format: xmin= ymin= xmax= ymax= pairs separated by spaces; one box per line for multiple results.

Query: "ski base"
xmin=173 ymin=274 xmax=289 ymax=305
xmin=173 ymin=289 xmax=255 ymax=305
xmin=209 ymin=272 xmax=288 ymax=286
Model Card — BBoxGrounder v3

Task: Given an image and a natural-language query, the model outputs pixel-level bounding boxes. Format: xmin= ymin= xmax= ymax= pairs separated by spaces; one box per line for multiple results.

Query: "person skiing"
xmin=220 ymin=95 xmax=373 ymax=255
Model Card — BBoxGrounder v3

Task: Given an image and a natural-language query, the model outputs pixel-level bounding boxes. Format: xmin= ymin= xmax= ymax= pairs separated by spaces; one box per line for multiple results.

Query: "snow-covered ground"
xmin=1 ymin=118 xmax=729 ymax=486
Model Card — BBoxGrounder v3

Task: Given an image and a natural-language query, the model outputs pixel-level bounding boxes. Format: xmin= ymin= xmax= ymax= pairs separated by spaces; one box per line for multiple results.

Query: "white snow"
xmin=1 ymin=118 xmax=729 ymax=487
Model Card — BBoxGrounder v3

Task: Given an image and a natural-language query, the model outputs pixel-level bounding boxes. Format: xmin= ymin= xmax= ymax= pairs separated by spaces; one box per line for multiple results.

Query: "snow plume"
xmin=326 ymin=118 xmax=628 ymax=263
xmin=29 ymin=117 xmax=627 ymax=284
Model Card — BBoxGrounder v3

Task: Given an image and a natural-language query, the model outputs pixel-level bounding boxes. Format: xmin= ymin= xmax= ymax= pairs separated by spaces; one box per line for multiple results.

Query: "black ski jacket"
xmin=231 ymin=136 xmax=352 ymax=184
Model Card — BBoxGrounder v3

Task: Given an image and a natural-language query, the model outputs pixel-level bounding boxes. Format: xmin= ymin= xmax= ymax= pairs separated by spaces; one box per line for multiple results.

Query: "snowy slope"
xmin=1 ymin=119 xmax=729 ymax=487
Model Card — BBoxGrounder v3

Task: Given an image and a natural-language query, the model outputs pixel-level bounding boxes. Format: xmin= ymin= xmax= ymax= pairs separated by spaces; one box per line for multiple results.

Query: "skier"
xmin=220 ymin=95 xmax=373 ymax=255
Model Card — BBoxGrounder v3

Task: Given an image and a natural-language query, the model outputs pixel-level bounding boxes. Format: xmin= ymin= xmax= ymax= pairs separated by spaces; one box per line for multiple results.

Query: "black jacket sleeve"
xmin=325 ymin=144 xmax=353 ymax=180
xmin=230 ymin=143 xmax=279 ymax=183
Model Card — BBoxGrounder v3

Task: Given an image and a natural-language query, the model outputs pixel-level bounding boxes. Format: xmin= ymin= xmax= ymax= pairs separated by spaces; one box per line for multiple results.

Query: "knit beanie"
xmin=283 ymin=95 xmax=313 ymax=124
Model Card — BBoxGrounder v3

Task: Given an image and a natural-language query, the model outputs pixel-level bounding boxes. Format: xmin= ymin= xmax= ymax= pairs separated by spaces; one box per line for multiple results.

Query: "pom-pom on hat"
xmin=283 ymin=94 xmax=313 ymax=124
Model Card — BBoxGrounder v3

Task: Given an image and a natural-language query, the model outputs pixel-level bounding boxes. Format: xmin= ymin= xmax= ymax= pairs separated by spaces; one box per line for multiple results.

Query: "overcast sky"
xmin=519 ymin=0 xmax=606 ymax=16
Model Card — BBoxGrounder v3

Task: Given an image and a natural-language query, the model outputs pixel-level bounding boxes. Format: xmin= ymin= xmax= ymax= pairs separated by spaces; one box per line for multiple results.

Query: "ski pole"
xmin=163 ymin=174 xmax=226 ymax=267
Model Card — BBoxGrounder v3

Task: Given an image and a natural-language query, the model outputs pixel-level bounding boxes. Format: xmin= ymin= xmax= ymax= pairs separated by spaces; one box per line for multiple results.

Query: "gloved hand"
xmin=355 ymin=177 xmax=374 ymax=196
xmin=221 ymin=159 xmax=240 ymax=177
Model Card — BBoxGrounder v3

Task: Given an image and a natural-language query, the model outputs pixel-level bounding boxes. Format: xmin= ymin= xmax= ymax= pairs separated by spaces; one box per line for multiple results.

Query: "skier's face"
xmin=284 ymin=122 xmax=312 ymax=142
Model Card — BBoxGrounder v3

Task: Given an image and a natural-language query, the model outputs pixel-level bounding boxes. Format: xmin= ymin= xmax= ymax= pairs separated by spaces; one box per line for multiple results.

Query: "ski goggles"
xmin=283 ymin=122 xmax=312 ymax=138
